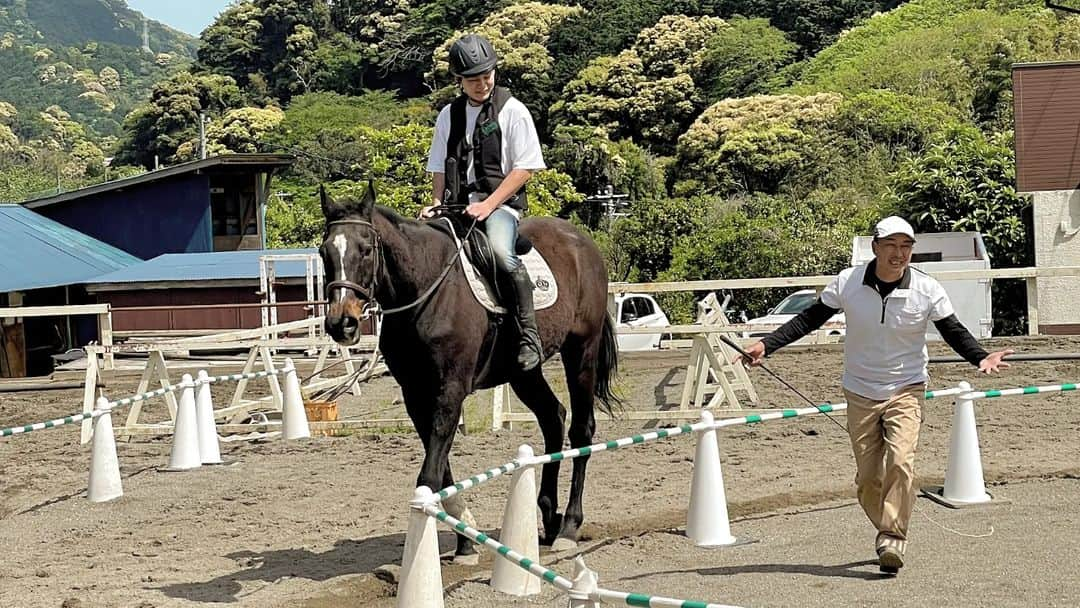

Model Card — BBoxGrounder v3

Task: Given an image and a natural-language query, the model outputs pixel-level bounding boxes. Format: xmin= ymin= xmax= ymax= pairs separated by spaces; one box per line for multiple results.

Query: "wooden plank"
xmin=79 ymin=353 xmax=98 ymax=444
xmin=0 ymin=304 xmax=110 ymax=319
xmin=608 ymin=266 xmax=1080 ymax=295
xmin=117 ymin=418 xmax=416 ymax=436
xmin=97 ymin=311 xmax=114 ymax=371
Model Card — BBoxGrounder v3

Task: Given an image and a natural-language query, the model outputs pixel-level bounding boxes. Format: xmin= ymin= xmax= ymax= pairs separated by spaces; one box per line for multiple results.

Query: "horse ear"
xmin=320 ymin=184 xmax=345 ymax=220
xmin=359 ymin=179 xmax=376 ymax=217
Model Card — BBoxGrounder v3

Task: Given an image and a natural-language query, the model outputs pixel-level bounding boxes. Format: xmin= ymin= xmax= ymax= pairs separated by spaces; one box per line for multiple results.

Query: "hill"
xmin=0 ymin=0 xmax=197 ymax=143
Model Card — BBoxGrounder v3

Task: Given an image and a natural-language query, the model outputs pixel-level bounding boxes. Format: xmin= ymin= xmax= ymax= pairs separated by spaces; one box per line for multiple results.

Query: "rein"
xmin=325 ymin=213 xmax=477 ymax=316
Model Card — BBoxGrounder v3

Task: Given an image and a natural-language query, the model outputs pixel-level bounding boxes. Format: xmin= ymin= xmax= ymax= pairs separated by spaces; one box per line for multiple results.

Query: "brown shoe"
xmin=878 ymin=545 xmax=904 ymax=574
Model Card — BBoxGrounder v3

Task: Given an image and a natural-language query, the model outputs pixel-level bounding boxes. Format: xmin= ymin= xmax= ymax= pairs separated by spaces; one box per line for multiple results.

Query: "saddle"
xmin=428 ymin=210 xmax=532 ymax=294
xmin=425 ymin=210 xmax=558 ymax=315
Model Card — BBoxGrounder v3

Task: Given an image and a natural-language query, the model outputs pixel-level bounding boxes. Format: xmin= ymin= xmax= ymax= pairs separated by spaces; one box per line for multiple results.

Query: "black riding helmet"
xmin=448 ymin=34 xmax=498 ymax=77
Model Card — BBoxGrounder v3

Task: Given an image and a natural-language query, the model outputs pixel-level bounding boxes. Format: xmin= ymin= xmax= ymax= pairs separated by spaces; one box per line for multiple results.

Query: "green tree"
xmin=197 ymin=0 xmax=334 ymax=101
xmin=113 ymin=72 xmax=245 ymax=168
xmin=673 ymin=92 xmax=843 ymax=195
xmin=546 ymin=124 xmax=665 ymax=209
xmin=552 ymin=15 xmax=726 ymax=153
xmin=697 ymin=18 xmax=798 ymax=103
xmin=660 ymin=192 xmax=878 ymax=321
xmin=611 ymin=196 xmax=708 ymax=281
xmin=710 ymin=0 xmax=900 ymax=55
xmin=886 ymin=126 xmax=1028 ymax=334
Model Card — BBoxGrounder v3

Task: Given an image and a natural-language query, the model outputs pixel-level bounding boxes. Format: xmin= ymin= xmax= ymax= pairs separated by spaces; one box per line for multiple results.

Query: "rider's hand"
xmin=465 ymin=200 xmax=498 ymax=221
xmin=742 ymin=341 xmax=766 ymax=367
xmin=419 ymin=201 xmax=441 ymax=219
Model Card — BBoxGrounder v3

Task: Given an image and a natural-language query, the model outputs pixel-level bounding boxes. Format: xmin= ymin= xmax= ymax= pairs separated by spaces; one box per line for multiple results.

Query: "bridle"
xmin=324 ymin=215 xmax=477 ymax=316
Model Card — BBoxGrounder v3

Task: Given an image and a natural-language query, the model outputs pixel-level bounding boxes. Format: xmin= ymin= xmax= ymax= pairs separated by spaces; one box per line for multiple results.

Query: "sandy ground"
xmin=0 ymin=336 xmax=1078 ymax=608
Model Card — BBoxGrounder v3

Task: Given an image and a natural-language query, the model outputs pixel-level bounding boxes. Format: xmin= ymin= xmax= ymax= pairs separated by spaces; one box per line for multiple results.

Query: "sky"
xmin=126 ymin=0 xmax=234 ymax=37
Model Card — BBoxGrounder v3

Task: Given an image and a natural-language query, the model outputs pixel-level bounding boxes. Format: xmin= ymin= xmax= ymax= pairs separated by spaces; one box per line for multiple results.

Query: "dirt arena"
xmin=1 ymin=336 xmax=1078 ymax=607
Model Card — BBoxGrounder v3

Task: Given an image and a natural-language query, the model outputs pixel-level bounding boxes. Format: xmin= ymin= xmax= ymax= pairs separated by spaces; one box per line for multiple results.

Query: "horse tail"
xmin=594 ymin=312 xmax=622 ymax=417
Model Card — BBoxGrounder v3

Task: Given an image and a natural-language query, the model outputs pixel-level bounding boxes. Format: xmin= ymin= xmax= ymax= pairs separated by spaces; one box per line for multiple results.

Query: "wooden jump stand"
xmin=490 ymin=293 xmax=760 ymax=431
xmin=79 ymin=317 xmax=374 ymax=443
xmin=678 ymin=292 xmax=759 ymax=412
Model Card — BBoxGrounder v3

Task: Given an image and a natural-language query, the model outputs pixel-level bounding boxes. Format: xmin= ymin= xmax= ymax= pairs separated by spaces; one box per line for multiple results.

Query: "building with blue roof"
xmin=85 ymin=249 xmax=323 ymax=334
xmin=22 ymin=154 xmax=294 ymax=260
xmin=0 ymin=204 xmax=141 ymax=376
xmin=0 ymin=204 xmax=141 ymax=294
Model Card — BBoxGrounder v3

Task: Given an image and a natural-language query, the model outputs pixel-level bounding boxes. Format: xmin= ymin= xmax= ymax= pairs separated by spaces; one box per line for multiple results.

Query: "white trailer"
xmin=851 ymin=231 xmax=993 ymax=340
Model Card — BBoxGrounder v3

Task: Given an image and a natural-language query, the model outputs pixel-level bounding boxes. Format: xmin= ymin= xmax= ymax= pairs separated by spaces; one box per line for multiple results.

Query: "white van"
xmin=613 ymin=293 xmax=671 ymax=351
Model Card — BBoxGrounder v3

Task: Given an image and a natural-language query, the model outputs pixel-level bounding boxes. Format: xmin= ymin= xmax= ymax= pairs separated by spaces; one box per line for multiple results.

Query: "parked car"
xmin=614 ymin=293 xmax=671 ymax=351
xmin=744 ymin=289 xmax=846 ymax=342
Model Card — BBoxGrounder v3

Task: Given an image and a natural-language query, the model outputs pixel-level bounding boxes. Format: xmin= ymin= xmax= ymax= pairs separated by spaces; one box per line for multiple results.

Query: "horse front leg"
xmin=414 ymin=381 xmax=479 ymax=563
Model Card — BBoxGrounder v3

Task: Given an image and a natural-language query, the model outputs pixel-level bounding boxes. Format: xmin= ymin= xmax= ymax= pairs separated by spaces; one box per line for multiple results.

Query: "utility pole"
xmin=198 ymin=113 xmax=210 ymax=160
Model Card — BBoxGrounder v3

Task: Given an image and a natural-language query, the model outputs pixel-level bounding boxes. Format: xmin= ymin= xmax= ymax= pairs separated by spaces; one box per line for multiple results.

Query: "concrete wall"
xmin=1031 ymin=189 xmax=1080 ymax=333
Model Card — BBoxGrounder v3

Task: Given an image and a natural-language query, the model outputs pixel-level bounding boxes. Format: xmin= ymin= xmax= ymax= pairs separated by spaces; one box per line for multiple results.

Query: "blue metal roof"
xmin=0 ymin=204 xmax=141 ymax=293
xmin=85 ymin=248 xmax=319 ymax=285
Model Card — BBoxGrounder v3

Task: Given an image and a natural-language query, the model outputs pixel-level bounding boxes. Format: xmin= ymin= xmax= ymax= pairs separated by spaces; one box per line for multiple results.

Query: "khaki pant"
xmin=843 ymin=384 xmax=925 ymax=550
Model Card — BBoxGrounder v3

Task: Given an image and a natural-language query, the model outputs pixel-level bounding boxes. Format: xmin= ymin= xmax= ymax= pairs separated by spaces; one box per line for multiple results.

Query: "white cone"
xmin=687 ymin=410 xmax=737 ymax=546
xmin=195 ymin=370 xmax=223 ymax=465
xmin=492 ymin=445 xmax=541 ymax=596
xmin=942 ymin=382 xmax=991 ymax=504
xmin=281 ymin=358 xmax=311 ymax=441
xmin=167 ymin=375 xmax=202 ymax=471
xmin=88 ymin=397 xmax=123 ymax=503
xmin=568 ymin=556 xmax=601 ymax=608
xmin=398 ymin=486 xmax=445 ymax=608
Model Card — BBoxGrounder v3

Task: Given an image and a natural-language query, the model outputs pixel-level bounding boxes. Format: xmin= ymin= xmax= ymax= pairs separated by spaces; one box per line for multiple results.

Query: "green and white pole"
xmin=964 ymin=382 xmax=1078 ymax=400
xmin=0 ymin=408 xmax=104 ymax=437
xmin=423 ymin=500 xmax=575 ymax=592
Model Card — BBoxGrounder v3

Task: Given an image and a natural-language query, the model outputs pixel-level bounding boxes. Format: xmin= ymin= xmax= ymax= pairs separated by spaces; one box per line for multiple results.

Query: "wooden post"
xmin=80 ymin=352 xmax=99 ymax=444
xmin=97 ymin=308 xmax=115 ymax=371
xmin=0 ymin=318 xmax=26 ymax=378
xmin=1026 ymin=276 xmax=1039 ymax=336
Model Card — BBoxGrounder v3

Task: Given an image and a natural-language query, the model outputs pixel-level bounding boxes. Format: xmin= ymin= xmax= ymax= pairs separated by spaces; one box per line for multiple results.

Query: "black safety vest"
xmin=444 ymin=86 xmax=527 ymax=211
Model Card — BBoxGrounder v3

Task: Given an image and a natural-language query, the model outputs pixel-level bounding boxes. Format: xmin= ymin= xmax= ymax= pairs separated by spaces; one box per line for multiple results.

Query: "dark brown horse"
xmin=319 ymin=184 xmax=619 ymax=560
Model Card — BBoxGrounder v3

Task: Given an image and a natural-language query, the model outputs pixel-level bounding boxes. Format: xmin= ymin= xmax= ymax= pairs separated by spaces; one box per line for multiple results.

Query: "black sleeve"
xmin=933 ymin=314 xmax=989 ymax=367
xmin=761 ymin=301 xmax=840 ymax=355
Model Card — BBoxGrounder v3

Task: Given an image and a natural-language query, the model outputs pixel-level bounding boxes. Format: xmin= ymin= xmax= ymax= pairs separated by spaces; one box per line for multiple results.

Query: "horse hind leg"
xmin=553 ymin=337 xmax=599 ymax=552
xmin=509 ymin=369 xmax=567 ymax=546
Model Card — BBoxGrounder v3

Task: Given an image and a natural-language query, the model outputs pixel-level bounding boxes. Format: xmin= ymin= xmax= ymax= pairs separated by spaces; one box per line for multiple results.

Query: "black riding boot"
xmin=508 ymin=265 xmax=543 ymax=371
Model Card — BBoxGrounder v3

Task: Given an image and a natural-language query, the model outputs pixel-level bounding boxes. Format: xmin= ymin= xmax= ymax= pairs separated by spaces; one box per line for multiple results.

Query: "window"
xmin=620 ymin=299 xmax=639 ymax=323
xmin=635 ymin=297 xmax=655 ymax=317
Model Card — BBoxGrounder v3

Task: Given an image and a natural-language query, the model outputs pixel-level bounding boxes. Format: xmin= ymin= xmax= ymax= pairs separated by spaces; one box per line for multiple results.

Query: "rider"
xmin=422 ymin=33 xmax=546 ymax=372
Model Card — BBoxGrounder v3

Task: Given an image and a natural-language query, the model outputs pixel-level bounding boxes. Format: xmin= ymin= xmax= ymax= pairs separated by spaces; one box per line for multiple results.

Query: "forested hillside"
xmin=6 ymin=0 xmax=1077 ymax=332
xmin=0 ymin=0 xmax=195 ymax=198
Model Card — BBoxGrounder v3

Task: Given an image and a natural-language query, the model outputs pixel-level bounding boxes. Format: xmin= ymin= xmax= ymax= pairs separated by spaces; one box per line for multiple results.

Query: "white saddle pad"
xmin=440 ymin=219 xmax=558 ymax=314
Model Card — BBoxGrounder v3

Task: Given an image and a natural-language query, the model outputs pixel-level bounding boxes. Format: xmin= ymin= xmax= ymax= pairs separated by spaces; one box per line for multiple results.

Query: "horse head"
xmin=320 ymin=182 xmax=379 ymax=345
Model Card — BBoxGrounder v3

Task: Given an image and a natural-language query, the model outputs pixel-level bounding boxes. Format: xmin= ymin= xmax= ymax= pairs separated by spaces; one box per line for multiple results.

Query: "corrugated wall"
xmin=37 ymin=173 xmax=213 ymax=260
xmin=1014 ymin=62 xmax=1080 ymax=192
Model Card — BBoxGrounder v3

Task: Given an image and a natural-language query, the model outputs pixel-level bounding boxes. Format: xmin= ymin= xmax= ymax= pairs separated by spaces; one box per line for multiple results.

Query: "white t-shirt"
xmin=821 ymin=263 xmax=955 ymax=400
xmin=426 ymin=95 xmax=546 ymax=202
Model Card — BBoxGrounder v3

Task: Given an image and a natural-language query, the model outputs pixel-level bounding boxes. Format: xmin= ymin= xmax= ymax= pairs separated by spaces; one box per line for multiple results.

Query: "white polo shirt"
xmin=820 ymin=262 xmax=955 ymax=400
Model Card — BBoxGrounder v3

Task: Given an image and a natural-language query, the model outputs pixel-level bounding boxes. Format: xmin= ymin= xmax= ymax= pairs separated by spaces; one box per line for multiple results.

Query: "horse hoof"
xmin=453 ymin=553 xmax=480 ymax=566
xmin=551 ymin=537 xmax=578 ymax=553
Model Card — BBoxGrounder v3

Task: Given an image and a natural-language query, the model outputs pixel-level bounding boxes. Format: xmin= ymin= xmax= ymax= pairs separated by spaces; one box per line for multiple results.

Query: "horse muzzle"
xmin=325 ymin=300 xmax=365 ymax=345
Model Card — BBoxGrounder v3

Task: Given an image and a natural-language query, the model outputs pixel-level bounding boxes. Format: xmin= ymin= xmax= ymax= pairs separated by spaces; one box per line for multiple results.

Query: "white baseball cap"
xmin=873 ymin=216 xmax=916 ymax=241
